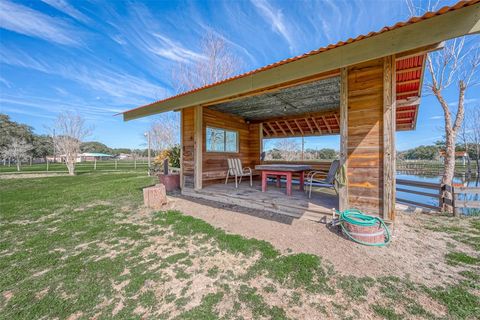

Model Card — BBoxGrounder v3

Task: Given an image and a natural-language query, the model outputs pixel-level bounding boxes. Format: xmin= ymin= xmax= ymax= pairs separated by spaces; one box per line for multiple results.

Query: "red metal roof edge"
xmin=120 ymin=0 xmax=479 ymax=116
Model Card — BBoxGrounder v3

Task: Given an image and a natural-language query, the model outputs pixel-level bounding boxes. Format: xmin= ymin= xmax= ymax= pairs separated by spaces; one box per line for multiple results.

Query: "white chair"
xmin=307 ymin=160 xmax=340 ymax=198
xmin=225 ymin=158 xmax=252 ymax=188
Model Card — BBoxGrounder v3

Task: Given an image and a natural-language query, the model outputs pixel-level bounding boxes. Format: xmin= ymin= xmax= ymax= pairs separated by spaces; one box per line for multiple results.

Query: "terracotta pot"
xmin=343 ymin=221 xmax=385 ymax=244
xmin=157 ymin=173 xmax=180 ymax=192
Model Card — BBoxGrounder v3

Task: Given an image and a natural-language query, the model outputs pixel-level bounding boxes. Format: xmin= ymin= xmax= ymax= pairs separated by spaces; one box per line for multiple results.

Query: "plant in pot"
xmin=153 ymin=145 xmax=180 ymax=192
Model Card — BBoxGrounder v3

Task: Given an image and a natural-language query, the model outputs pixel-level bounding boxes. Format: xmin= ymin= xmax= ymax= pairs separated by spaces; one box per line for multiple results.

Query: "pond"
xmin=396 ymin=172 xmax=479 ymax=216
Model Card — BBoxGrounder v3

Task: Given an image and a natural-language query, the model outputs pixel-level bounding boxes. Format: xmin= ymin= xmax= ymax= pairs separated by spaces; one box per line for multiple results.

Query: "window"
xmin=206 ymin=127 xmax=238 ymax=152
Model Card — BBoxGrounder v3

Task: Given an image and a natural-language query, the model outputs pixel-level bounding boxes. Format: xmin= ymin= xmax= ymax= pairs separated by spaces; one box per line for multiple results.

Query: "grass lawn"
xmin=0 ymin=172 xmax=479 ymax=319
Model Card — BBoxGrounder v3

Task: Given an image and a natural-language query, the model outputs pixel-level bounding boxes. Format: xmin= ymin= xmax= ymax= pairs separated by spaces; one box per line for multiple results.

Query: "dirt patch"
xmin=166 ymin=195 xmax=470 ymax=287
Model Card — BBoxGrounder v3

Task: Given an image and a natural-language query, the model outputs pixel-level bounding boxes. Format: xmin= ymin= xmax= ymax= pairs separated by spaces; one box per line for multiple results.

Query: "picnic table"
xmin=255 ymin=164 xmax=312 ymax=196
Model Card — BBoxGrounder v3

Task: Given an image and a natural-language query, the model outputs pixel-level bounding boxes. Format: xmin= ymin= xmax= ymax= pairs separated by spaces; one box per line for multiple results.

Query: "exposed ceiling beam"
xmin=293 ymin=119 xmax=304 ymax=135
xmin=305 ymin=118 xmax=314 ymax=134
xmin=275 ymin=121 xmax=287 ymax=135
xmin=284 ymin=121 xmax=296 ymax=135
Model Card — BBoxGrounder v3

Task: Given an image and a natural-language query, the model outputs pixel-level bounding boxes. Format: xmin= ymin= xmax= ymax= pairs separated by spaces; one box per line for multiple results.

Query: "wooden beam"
xmin=397 ymin=97 xmax=421 ymax=107
xmin=266 ymin=122 xmax=277 ymax=136
xmin=285 ymin=120 xmax=296 ymax=135
xmin=124 ymin=3 xmax=480 ymax=121
xmin=304 ymin=118 xmax=314 ymax=134
xmin=311 ymin=117 xmax=322 ymax=134
xmin=293 ymin=119 xmax=304 ymax=135
xmin=250 ymin=109 xmax=339 ymax=124
xmin=194 ymin=105 xmax=203 ymax=190
xmin=339 ymin=67 xmax=348 ymax=211
xmin=383 ymin=55 xmax=396 ymax=221
xmin=259 ymin=123 xmax=264 ymax=160
xmin=396 ymin=66 xmax=422 ymax=74
xmin=397 ymin=79 xmax=420 ymax=85
xmin=180 ymin=109 xmax=184 ymax=189
xmin=322 ymin=116 xmax=332 ymax=133
xmin=397 ymin=89 xmax=419 ymax=96
xmin=275 ymin=121 xmax=287 ymax=135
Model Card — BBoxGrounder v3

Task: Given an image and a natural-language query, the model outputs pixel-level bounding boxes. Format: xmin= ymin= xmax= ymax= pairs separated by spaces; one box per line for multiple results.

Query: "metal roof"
xmin=121 ymin=0 xmax=479 ymax=121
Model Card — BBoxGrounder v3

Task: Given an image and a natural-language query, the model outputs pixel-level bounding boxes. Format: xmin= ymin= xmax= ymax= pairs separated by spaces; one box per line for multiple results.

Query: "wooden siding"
xmin=202 ymin=108 xmax=260 ymax=184
xmin=181 ymin=107 xmax=195 ymax=188
xmin=347 ymin=58 xmax=384 ymax=216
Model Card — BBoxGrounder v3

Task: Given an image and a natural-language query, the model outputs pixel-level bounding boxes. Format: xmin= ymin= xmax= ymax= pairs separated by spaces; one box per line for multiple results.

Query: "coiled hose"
xmin=336 ymin=209 xmax=391 ymax=247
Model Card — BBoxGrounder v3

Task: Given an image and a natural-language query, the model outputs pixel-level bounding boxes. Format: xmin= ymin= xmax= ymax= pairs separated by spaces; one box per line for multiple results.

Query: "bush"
xmin=153 ymin=145 xmax=180 ymax=170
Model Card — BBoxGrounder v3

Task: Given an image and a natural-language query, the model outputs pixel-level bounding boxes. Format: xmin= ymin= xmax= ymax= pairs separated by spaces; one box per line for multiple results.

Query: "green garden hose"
xmin=336 ymin=209 xmax=391 ymax=247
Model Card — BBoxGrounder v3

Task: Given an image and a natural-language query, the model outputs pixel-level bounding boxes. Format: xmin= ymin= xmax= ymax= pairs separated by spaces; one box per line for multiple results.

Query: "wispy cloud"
xmin=250 ymin=0 xmax=296 ymax=53
xmin=41 ymin=0 xmax=91 ymax=24
xmin=0 ymin=76 xmax=11 ymax=88
xmin=448 ymin=98 xmax=480 ymax=107
xmin=0 ymin=45 xmax=167 ymax=102
xmin=0 ymin=0 xmax=83 ymax=46
xmin=429 ymin=115 xmax=443 ymax=120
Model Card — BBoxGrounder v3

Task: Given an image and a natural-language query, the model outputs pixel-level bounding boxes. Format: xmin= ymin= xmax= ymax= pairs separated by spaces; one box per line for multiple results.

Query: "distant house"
xmin=55 ymin=153 xmax=114 ymax=163
xmin=117 ymin=153 xmax=132 ymax=160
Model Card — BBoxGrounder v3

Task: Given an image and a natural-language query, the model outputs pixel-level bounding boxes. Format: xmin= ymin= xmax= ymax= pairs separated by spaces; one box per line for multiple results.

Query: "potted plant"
xmin=153 ymin=146 xmax=180 ymax=192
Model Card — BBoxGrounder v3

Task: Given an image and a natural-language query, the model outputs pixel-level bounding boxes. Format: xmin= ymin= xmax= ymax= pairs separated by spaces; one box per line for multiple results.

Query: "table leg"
xmin=286 ymin=172 xmax=292 ymax=196
xmin=261 ymin=171 xmax=267 ymax=192
xmin=276 ymin=175 xmax=281 ymax=188
xmin=299 ymin=171 xmax=305 ymax=191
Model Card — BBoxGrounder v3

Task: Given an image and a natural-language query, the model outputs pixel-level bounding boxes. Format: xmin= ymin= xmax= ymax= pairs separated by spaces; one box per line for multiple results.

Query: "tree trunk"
xmin=66 ymin=160 xmax=75 ymax=175
xmin=16 ymin=156 xmax=21 ymax=172
xmin=442 ymin=131 xmax=456 ymax=214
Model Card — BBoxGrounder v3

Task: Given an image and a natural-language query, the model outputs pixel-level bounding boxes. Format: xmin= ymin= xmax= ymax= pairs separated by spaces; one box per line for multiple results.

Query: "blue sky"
xmin=0 ymin=0 xmax=478 ymax=151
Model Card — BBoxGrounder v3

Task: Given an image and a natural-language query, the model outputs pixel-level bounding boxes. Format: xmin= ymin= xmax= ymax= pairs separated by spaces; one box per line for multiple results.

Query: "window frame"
xmin=205 ymin=126 xmax=239 ymax=153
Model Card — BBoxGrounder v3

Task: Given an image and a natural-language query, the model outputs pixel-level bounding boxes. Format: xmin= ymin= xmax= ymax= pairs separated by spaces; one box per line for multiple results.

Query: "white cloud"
xmin=41 ymin=0 xmax=91 ymax=24
xmin=250 ymin=0 xmax=295 ymax=52
xmin=0 ymin=76 xmax=11 ymax=88
xmin=0 ymin=45 xmax=167 ymax=102
xmin=0 ymin=0 xmax=83 ymax=46
xmin=448 ymin=98 xmax=480 ymax=107
xmin=429 ymin=115 xmax=443 ymax=120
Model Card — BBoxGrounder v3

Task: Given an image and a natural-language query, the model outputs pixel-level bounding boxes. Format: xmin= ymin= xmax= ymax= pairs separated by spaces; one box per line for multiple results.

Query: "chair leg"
xmin=234 ymin=175 xmax=238 ymax=188
xmin=249 ymin=174 xmax=252 ymax=187
xmin=239 ymin=175 xmax=243 ymax=185
xmin=309 ymin=179 xmax=313 ymax=199
xmin=225 ymin=172 xmax=229 ymax=184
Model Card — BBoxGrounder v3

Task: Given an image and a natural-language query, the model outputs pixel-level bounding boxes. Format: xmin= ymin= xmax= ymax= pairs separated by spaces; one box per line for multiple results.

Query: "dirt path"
xmin=166 ymin=195 xmax=473 ymax=286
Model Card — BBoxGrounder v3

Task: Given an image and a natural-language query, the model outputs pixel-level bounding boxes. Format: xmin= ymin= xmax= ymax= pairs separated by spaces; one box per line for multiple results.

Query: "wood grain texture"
xmin=181 ymin=107 xmax=195 ymax=188
xmin=202 ymin=108 xmax=260 ymax=184
xmin=347 ymin=59 xmax=384 ymax=216
xmin=383 ymin=55 xmax=396 ymax=220
xmin=339 ymin=67 xmax=349 ymax=211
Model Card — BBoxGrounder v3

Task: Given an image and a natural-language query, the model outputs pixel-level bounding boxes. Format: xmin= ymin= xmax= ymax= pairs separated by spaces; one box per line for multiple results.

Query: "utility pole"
xmin=144 ymin=131 xmax=151 ymax=176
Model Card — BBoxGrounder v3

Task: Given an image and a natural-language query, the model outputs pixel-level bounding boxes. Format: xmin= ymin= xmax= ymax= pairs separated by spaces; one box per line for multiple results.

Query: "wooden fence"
xmin=453 ymin=186 xmax=480 ymax=215
xmin=396 ymin=178 xmax=479 ymax=214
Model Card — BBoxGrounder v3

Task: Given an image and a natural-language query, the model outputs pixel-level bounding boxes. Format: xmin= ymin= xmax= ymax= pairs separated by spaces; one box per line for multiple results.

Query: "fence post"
xmin=94 ymin=159 xmax=97 ymax=170
xmin=134 ymin=158 xmax=137 ymax=169
xmin=46 ymin=159 xmax=49 ymax=172
xmin=115 ymin=160 xmax=118 ymax=170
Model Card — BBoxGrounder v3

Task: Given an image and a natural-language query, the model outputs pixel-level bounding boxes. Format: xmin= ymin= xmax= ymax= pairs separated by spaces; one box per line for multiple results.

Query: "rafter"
xmin=266 ymin=122 xmax=277 ymax=136
xmin=311 ymin=117 xmax=322 ymax=134
xmin=322 ymin=116 xmax=332 ymax=133
xmin=275 ymin=121 xmax=287 ymax=135
xmin=293 ymin=119 xmax=304 ymax=135
xmin=284 ymin=120 xmax=295 ymax=135
xmin=304 ymin=118 xmax=314 ymax=134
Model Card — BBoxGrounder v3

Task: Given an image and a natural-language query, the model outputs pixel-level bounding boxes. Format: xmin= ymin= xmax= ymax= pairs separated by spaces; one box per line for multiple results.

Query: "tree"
xmin=407 ymin=1 xmax=480 ymax=213
xmin=51 ymin=112 xmax=91 ymax=175
xmin=32 ymin=135 xmax=54 ymax=162
xmin=172 ymin=32 xmax=243 ymax=93
xmin=3 ymin=137 xmax=32 ymax=171
xmin=149 ymin=112 xmax=180 ymax=153
xmin=81 ymin=141 xmax=112 ymax=154
xmin=0 ymin=114 xmax=34 ymax=165
xmin=274 ymin=138 xmax=300 ymax=161
xmin=402 ymin=145 xmax=440 ymax=160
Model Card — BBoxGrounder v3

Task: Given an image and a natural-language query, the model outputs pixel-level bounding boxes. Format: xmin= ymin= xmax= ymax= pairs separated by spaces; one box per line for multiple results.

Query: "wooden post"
xmin=180 ymin=110 xmax=184 ymax=189
xmin=194 ymin=105 xmax=203 ymax=190
xmin=115 ymin=160 xmax=117 ymax=170
xmin=94 ymin=159 xmax=97 ymax=170
xmin=134 ymin=157 xmax=137 ymax=169
xmin=46 ymin=159 xmax=49 ymax=172
xmin=259 ymin=123 xmax=263 ymax=161
xmin=339 ymin=67 xmax=349 ymax=212
xmin=383 ymin=55 xmax=396 ymax=221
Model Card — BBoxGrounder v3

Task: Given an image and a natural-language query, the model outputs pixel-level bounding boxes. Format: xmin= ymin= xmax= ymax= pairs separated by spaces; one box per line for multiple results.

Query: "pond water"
xmin=396 ymin=172 xmax=479 ymax=215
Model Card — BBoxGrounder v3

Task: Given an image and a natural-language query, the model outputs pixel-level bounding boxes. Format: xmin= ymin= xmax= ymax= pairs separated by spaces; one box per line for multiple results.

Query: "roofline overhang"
xmin=122 ymin=1 xmax=480 ymax=121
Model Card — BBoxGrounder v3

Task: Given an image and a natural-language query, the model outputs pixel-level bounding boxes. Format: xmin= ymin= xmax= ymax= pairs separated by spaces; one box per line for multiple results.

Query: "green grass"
xmin=445 ymin=251 xmax=480 ymax=266
xmin=0 ymin=160 xmax=148 ymax=173
xmin=1 ymin=171 xmax=479 ymax=319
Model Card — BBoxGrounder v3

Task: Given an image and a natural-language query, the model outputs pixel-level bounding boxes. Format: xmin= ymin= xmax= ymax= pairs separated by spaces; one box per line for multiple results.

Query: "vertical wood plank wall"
xmin=339 ymin=67 xmax=349 ymax=211
xmin=181 ymin=107 xmax=195 ymax=188
xmin=202 ymin=108 xmax=260 ymax=184
xmin=347 ymin=58 xmax=385 ymax=216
